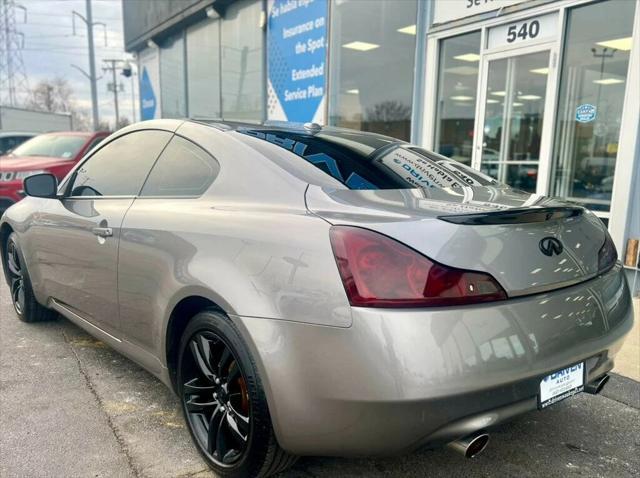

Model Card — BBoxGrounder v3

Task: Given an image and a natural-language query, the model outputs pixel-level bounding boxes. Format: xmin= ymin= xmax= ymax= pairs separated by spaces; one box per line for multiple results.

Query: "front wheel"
xmin=4 ymin=233 xmax=56 ymax=323
xmin=177 ymin=310 xmax=297 ymax=478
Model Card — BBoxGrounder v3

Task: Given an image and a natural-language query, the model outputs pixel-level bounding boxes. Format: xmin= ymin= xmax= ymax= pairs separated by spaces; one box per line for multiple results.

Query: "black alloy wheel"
xmin=181 ymin=330 xmax=251 ymax=466
xmin=3 ymin=233 xmax=56 ymax=323
xmin=6 ymin=236 xmax=26 ymax=315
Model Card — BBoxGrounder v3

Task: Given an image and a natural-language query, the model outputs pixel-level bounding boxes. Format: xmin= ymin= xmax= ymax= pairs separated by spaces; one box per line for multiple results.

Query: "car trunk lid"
xmin=306 ymin=185 xmax=607 ymax=297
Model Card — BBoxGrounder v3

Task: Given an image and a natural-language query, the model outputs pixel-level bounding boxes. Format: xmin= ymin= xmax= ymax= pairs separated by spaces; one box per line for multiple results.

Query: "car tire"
xmin=177 ymin=309 xmax=297 ymax=478
xmin=4 ymin=232 xmax=57 ymax=323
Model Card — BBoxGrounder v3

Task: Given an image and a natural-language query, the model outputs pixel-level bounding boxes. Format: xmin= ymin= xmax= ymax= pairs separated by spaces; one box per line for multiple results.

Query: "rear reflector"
xmin=329 ymin=226 xmax=507 ymax=308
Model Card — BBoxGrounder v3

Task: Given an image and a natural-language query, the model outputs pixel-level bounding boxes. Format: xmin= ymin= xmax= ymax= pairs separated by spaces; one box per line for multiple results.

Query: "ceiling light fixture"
xmin=491 ymin=91 xmax=506 ymax=97
xmin=454 ymin=53 xmax=481 ymax=62
xmin=518 ymin=95 xmax=542 ymax=100
xmin=596 ymin=37 xmax=633 ymax=51
xmin=530 ymin=67 xmax=549 ymax=75
xmin=443 ymin=66 xmax=479 ymax=76
xmin=486 ymin=99 xmax=499 ymax=104
xmin=397 ymin=24 xmax=416 ymax=35
xmin=346 ymin=89 xmax=360 ymax=94
xmin=342 ymin=41 xmax=380 ymax=51
xmin=450 ymin=95 xmax=474 ymax=101
xmin=593 ymin=78 xmax=624 ymax=85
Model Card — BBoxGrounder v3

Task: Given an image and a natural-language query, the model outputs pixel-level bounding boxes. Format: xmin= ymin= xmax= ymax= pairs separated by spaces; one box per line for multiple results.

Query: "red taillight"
xmin=329 ymin=226 xmax=507 ymax=308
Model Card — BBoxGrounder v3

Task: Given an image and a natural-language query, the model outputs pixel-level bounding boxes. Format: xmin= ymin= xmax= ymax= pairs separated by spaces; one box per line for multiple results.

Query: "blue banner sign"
xmin=267 ymin=0 xmax=327 ymax=124
xmin=140 ymin=67 xmax=157 ymax=121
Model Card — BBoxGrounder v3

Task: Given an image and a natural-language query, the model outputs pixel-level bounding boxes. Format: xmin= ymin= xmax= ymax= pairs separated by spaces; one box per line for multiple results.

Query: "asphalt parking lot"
xmin=1 ymin=281 xmax=639 ymax=478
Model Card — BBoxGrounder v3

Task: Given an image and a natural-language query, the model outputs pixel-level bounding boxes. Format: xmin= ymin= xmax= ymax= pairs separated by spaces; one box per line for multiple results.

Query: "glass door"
xmin=475 ymin=49 xmax=553 ymax=193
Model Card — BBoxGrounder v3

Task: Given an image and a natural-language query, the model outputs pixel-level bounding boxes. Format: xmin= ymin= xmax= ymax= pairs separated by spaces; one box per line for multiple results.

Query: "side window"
xmin=140 ymin=135 xmax=219 ymax=197
xmin=70 ymin=130 xmax=172 ymax=197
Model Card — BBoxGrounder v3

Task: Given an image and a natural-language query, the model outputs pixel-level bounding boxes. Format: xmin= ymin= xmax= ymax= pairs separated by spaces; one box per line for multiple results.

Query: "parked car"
xmin=0 ymin=120 xmax=633 ymax=478
xmin=0 ymin=131 xmax=36 ymax=155
xmin=0 ymin=131 xmax=109 ymax=214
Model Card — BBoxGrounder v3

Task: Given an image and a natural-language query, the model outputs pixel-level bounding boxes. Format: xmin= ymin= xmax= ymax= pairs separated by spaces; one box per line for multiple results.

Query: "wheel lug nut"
xmin=215 ymin=378 xmax=220 ymax=384
xmin=213 ymin=393 xmax=218 ymax=398
xmin=220 ymin=406 xmax=226 ymax=412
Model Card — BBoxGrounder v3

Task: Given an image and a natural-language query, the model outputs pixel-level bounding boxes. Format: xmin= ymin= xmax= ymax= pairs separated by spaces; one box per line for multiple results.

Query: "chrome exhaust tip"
xmin=447 ymin=432 xmax=490 ymax=458
xmin=584 ymin=374 xmax=610 ymax=395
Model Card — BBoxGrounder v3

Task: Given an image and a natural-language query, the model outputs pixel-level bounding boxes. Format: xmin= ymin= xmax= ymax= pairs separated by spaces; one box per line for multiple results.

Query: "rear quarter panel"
xmin=117 ymin=122 xmax=351 ymax=362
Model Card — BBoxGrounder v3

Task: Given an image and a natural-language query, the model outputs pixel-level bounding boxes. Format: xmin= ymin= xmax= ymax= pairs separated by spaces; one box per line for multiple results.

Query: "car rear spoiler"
xmin=438 ymin=206 xmax=585 ymax=225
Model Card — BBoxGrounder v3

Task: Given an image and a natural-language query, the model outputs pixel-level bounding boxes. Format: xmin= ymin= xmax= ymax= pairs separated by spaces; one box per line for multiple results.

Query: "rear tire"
xmin=4 ymin=233 xmax=57 ymax=323
xmin=177 ymin=309 xmax=297 ymax=478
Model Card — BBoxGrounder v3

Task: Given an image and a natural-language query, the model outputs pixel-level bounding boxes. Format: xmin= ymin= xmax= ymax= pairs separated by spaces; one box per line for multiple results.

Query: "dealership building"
xmin=123 ymin=0 xmax=640 ymax=283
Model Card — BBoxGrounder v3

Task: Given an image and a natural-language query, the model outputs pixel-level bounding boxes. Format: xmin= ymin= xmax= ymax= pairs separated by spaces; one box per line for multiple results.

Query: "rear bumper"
xmin=234 ymin=263 xmax=633 ymax=456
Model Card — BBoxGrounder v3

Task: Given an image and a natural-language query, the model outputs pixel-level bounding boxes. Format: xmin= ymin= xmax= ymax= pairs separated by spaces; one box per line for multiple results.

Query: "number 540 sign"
xmin=488 ymin=13 xmax=558 ymax=49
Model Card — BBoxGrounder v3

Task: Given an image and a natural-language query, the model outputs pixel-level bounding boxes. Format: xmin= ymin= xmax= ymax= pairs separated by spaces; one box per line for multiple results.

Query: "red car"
xmin=0 ymin=131 xmax=109 ymax=214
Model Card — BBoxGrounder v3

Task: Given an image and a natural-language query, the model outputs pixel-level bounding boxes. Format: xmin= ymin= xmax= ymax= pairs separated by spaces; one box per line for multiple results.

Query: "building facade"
xmin=123 ymin=0 xmax=640 ymax=274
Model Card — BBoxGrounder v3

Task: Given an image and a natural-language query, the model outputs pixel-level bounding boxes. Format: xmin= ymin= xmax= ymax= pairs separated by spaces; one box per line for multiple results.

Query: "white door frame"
xmin=472 ymin=40 xmax=560 ymax=197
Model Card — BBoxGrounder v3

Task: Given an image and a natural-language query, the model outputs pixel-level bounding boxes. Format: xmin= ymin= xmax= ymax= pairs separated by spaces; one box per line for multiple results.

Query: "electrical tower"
xmin=0 ymin=0 xmax=29 ymax=106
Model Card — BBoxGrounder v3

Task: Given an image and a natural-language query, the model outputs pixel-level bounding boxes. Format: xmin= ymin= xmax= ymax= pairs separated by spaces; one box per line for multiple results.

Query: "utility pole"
xmin=102 ymin=59 xmax=126 ymax=127
xmin=71 ymin=0 xmax=106 ymax=130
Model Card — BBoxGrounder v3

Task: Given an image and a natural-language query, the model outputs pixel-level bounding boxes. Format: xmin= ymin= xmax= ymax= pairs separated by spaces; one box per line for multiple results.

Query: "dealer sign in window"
xmin=488 ymin=12 xmax=558 ymax=50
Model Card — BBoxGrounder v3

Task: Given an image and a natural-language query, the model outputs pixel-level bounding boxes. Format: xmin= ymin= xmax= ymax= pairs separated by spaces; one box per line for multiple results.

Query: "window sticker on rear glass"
xmin=378 ymin=148 xmax=464 ymax=189
xmin=436 ymin=161 xmax=483 ymax=187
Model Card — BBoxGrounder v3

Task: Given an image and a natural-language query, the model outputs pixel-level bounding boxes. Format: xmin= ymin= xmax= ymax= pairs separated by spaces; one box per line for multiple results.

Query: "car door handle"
xmin=92 ymin=227 xmax=113 ymax=238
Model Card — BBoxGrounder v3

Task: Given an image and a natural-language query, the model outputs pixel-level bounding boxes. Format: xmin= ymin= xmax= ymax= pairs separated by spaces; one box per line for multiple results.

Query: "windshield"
xmin=237 ymin=128 xmax=497 ymax=190
xmin=10 ymin=134 xmax=87 ymax=159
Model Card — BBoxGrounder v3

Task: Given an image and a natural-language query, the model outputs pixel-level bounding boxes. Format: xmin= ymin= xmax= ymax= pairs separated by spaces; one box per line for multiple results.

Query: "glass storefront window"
xmin=187 ymin=18 xmax=221 ymax=119
xmin=480 ymin=51 xmax=549 ymax=193
xmin=221 ymin=0 xmax=264 ymax=121
xmin=160 ymin=33 xmax=186 ymax=118
xmin=328 ymin=0 xmax=418 ymax=141
xmin=551 ymin=0 xmax=636 ymax=212
xmin=434 ymin=31 xmax=481 ymax=165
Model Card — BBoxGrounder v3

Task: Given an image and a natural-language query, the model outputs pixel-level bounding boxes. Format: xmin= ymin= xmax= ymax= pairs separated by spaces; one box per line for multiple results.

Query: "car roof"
xmin=192 ymin=119 xmax=402 ymax=143
xmin=38 ymin=131 xmax=108 ymax=137
xmin=0 ymin=131 xmax=36 ymax=138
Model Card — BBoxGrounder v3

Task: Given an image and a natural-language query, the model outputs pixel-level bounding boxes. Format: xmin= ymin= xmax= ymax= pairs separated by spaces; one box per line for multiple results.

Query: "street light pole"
xmin=71 ymin=0 xmax=107 ymax=130
xmin=85 ymin=0 xmax=98 ymax=130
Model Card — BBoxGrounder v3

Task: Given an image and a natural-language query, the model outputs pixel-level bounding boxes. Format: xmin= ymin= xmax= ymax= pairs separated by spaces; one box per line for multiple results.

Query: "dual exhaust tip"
xmin=447 ymin=374 xmax=610 ymax=459
xmin=447 ymin=432 xmax=490 ymax=459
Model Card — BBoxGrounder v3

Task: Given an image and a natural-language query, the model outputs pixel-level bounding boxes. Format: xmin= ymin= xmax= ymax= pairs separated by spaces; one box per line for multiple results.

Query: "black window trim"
xmin=63 ymin=128 xmax=174 ymax=199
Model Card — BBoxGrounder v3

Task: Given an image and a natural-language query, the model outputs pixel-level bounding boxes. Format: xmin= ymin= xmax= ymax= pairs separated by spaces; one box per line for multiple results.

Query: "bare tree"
xmin=96 ymin=119 xmax=110 ymax=131
xmin=27 ymin=77 xmax=91 ymax=131
xmin=365 ymin=100 xmax=411 ymax=122
xmin=116 ymin=117 xmax=130 ymax=130
xmin=27 ymin=77 xmax=74 ymax=113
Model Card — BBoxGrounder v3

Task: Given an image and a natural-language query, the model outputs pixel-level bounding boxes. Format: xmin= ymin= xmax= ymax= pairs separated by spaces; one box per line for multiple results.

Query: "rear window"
xmin=237 ymin=128 xmax=495 ymax=190
xmin=11 ymin=134 xmax=87 ymax=159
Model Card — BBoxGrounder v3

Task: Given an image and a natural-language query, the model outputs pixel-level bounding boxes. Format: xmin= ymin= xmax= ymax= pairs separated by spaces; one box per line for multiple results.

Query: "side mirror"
xmin=23 ymin=173 xmax=58 ymax=199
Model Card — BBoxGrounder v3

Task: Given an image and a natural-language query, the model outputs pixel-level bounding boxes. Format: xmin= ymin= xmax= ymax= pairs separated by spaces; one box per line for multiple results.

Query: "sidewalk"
xmin=613 ymin=298 xmax=640 ymax=381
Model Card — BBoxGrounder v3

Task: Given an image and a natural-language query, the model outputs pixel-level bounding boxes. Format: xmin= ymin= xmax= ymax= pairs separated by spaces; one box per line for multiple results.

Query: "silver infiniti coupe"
xmin=0 ymin=120 xmax=633 ymax=477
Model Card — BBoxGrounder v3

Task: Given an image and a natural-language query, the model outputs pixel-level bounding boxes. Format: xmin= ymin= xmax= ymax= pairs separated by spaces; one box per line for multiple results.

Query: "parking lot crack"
xmin=60 ymin=326 xmax=141 ymax=478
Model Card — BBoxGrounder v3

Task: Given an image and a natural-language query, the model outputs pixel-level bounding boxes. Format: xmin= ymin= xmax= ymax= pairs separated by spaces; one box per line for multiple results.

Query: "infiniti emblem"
xmin=539 ymin=237 xmax=563 ymax=257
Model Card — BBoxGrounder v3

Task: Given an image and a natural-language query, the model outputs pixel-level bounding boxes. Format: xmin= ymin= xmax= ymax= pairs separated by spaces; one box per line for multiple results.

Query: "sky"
xmin=11 ymin=0 xmax=131 ymax=129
